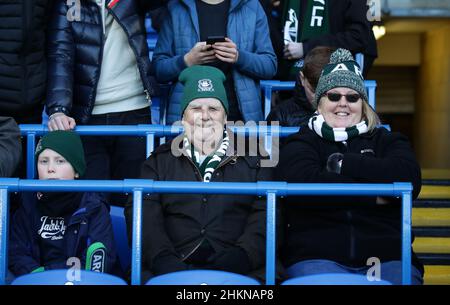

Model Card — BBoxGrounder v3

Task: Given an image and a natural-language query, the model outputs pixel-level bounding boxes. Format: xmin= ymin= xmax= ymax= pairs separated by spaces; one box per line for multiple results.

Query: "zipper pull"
xmin=144 ymin=89 xmax=152 ymax=105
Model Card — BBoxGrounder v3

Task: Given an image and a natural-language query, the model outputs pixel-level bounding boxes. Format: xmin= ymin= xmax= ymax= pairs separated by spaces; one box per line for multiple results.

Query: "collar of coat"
xmin=21 ymin=192 xmax=106 ymax=226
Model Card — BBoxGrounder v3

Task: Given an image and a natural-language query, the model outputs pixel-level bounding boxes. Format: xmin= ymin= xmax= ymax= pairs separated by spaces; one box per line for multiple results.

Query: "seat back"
xmin=11 ymin=270 xmax=127 ymax=285
xmin=145 ymin=15 xmax=158 ymax=58
xmin=281 ymin=273 xmax=392 ymax=285
xmin=110 ymin=206 xmax=131 ymax=273
xmin=146 ymin=270 xmax=260 ymax=285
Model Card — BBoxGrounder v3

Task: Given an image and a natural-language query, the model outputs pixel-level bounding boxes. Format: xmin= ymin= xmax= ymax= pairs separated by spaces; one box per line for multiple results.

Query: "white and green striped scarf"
xmin=308 ymin=112 xmax=368 ymax=142
xmin=183 ymin=130 xmax=230 ymax=182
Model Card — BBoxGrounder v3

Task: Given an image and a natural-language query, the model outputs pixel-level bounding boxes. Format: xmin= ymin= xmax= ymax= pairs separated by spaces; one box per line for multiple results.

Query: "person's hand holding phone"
xmin=184 ymin=42 xmax=216 ymax=67
xmin=211 ymin=37 xmax=239 ymax=64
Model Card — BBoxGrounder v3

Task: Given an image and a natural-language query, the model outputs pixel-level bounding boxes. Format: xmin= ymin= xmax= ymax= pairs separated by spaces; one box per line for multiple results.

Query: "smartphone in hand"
xmin=206 ymin=36 xmax=226 ymax=46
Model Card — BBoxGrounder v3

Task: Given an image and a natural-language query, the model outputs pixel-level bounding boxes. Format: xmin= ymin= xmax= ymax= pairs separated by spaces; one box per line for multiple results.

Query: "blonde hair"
xmin=362 ymin=100 xmax=381 ymax=131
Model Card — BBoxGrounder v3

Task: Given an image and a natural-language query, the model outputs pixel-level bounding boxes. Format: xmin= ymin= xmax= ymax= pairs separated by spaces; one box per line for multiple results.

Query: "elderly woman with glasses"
xmin=276 ymin=49 xmax=423 ymax=285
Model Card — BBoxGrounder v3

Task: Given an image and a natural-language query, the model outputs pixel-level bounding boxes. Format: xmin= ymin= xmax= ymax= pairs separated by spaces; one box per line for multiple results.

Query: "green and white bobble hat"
xmin=313 ymin=48 xmax=368 ymax=106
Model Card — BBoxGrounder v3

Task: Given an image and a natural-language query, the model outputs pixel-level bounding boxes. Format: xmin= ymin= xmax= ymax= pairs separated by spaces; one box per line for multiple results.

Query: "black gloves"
xmin=151 ymin=254 xmax=189 ymax=276
xmin=326 ymin=152 xmax=344 ymax=174
xmin=203 ymin=246 xmax=251 ymax=275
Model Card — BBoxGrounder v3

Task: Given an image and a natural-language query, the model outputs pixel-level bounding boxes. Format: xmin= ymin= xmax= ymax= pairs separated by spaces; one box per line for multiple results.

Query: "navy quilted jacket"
xmin=46 ymin=0 xmax=164 ymax=123
xmin=9 ymin=192 xmax=121 ymax=276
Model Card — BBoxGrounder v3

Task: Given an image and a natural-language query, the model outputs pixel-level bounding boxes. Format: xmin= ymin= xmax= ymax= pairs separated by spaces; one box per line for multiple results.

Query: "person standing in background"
xmin=0 ymin=0 xmax=54 ymax=181
xmin=153 ymin=0 xmax=277 ymax=124
xmin=0 ymin=116 xmax=21 ymax=178
xmin=279 ymin=0 xmax=377 ymax=80
xmin=45 ymin=0 xmax=166 ymax=206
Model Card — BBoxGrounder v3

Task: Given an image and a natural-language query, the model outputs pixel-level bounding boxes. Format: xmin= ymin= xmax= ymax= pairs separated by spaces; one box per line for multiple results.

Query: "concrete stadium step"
xmin=413 ymin=237 xmax=450 ymax=254
xmin=423 ymin=265 xmax=450 ymax=285
xmin=417 ymin=254 xmax=450 ymax=266
xmin=412 ymin=172 xmax=450 ymax=284
xmin=413 ymin=200 xmax=450 ymax=208
xmin=413 ymin=226 xmax=450 ymax=237
xmin=418 ymin=185 xmax=450 ymax=200
xmin=412 ymin=208 xmax=450 ymax=227
xmin=422 ymin=169 xmax=450 ymax=180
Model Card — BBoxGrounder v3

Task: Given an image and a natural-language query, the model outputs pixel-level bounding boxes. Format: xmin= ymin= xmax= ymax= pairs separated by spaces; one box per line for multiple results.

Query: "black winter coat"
xmin=124 ymin=134 xmax=274 ymax=276
xmin=0 ymin=116 xmax=21 ymax=177
xmin=46 ymin=0 xmax=164 ymax=123
xmin=266 ymin=78 xmax=314 ymax=128
xmin=0 ymin=0 xmax=52 ymax=114
xmin=9 ymin=192 xmax=121 ymax=276
xmin=276 ymin=126 xmax=423 ymax=274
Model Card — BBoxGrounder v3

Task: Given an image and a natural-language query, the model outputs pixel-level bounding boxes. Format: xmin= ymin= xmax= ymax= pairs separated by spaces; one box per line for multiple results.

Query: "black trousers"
xmin=81 ymin=107 xmax=150 ymax=206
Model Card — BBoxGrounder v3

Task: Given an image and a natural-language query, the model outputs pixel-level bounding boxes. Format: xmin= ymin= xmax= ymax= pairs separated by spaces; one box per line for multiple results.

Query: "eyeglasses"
xmin=324 ymin=92 xmax=361 ymax=103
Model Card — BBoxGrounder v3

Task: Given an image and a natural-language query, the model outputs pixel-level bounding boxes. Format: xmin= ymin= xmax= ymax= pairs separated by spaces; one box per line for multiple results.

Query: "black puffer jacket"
xmin=46 ymin=0 xmax=164 ymax=123
xmin=276 ymin=126 xmax=423 ymax=274
xmin=0 ymin=116 xmax=21 ymax=177
xmin=124 ymin=134 xmax=274 ymax=276
xmin=0 ymin=0 xmax=52 ymax=114
xmin=266 ymin=77 xmax=314 ymax=128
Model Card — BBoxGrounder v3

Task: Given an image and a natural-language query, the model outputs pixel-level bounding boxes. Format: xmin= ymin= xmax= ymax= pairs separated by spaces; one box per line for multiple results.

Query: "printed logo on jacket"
xmin=38 ymin=216 xmax=66 ymax=240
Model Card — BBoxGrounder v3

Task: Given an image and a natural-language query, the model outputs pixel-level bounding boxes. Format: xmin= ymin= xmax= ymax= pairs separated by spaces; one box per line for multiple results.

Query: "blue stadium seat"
xmin=261 ymin=80 xmax=377 ymax=119
xmin=110 ymin=206 xmax=131 ymax=273
xmin=281 ymin=273 xmax=392 ymax=285
xmin=11 ymin=270 xmax=127 ymax=285
xmin=150 ymin=83 xmax=171 ymax=125
xmin=146 ymin=270 xmax=261 ymax=285
xmin=145 ymin=15 xmax=158 ymax=58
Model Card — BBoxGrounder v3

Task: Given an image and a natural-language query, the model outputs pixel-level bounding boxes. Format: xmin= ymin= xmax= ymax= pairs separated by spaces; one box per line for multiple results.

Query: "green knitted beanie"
xmin=179 ymin=65 xmax=229 ymax=116
xmin=314 ymin=48 xmax=368 ymax=107
xmin=35 ymin=130 xmax=86 ymax=177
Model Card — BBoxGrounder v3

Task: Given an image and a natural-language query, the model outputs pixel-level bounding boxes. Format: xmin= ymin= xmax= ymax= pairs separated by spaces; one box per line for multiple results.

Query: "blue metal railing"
xmin=260 ymin=80 xmax=377 ymax=119
xmin=0 ymin=179 xmax=413 ymax=285
xmin=7 ymin=124 xmax=405 ymax=285
xmin=20 ymin=124 xmax=299 ymax=179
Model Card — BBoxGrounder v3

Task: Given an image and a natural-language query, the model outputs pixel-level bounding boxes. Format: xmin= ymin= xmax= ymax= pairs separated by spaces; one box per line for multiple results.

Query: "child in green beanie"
xmin=8 ymin=131 xmax=122 ymax=280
